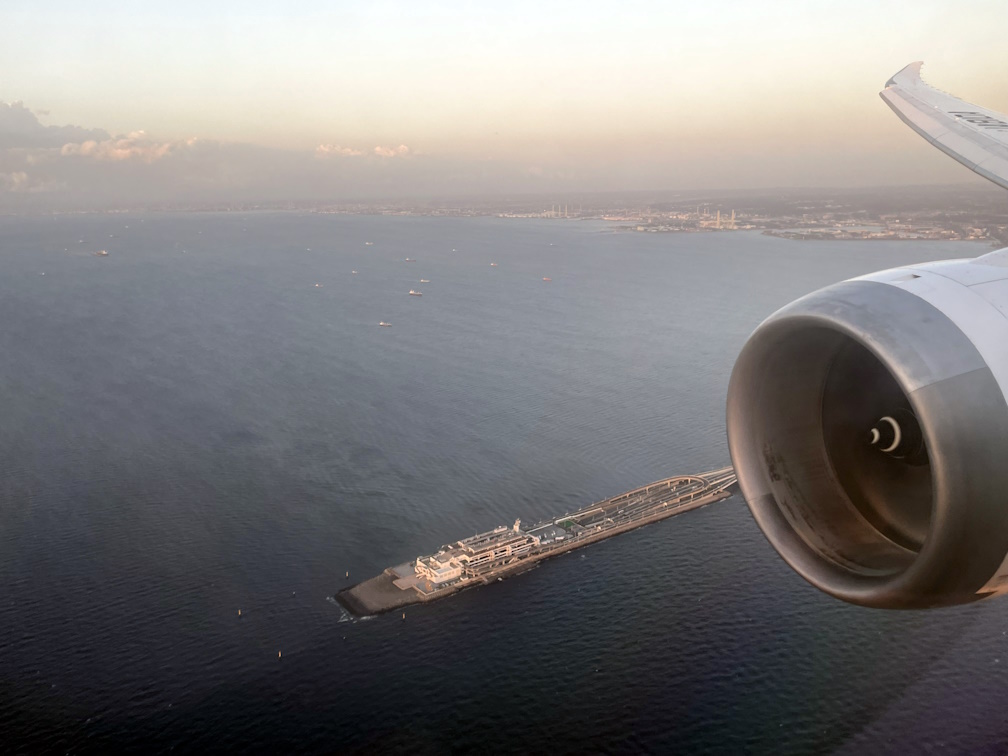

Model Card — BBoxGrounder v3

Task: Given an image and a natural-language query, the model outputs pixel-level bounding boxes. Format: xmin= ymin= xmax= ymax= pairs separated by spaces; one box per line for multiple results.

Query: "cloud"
xmin=60 ymin=131 xmax=193 ymax=163
xmin=0 ymin=171 xmax=28 ymax=191
xmin=373 ymin=144 xmax=411 ymax=158
xmin=0 ymin=101 xmax=109 ymax=148
xmin=315 ymin=143 xmax=364 ymax=158
xmin=0 ymin=170 xmax=64 ymax=193
xmin=315 ymin=143 xmax=413 ymax=159
xmin=1 ymin=100 xmax=640 ymax=208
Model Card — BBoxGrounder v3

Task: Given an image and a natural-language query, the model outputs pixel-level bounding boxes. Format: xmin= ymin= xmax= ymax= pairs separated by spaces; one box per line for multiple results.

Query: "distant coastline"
xmin=6 ymin=184 xmax=1005 ymax=245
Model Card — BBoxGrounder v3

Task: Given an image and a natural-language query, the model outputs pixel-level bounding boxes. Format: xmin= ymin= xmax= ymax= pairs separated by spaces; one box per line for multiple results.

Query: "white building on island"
xmin=414 ymin=519 xmax=539 ymax=584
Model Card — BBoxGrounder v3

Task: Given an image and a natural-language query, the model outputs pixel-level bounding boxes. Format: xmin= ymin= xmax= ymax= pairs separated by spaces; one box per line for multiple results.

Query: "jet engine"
xmin=727 ymin=249 xmax=1008 ymax=608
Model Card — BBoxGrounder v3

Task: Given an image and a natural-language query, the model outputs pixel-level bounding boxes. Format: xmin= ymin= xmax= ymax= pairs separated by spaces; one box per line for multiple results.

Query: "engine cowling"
xmin=727 ymin=248 xmax=1008 ymax=608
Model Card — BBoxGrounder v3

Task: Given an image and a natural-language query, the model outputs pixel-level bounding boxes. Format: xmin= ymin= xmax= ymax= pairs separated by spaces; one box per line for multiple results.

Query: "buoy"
xmin=402 ymin=612 xmax=406 ymax=620
xmin=238 ymin=609 xmax=241 ymax=617
xmin=278 ymin=651 xmax=282 ymax=659
xmin=345 ymin=570 xmax=349 ymax=579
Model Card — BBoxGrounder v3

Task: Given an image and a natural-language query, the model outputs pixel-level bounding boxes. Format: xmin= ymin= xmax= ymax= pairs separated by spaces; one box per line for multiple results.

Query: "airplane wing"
xmin=880 ymin=61 xmax=1008 ymax=190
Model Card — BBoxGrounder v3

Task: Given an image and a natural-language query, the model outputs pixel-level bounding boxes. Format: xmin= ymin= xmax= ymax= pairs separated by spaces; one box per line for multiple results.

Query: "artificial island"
xmin=336 ymin=466 xmax=737 ymax=616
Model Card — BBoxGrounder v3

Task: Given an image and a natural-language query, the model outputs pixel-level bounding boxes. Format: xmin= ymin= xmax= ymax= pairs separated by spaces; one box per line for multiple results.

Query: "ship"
xmin=409 ymin=290 xmax=422 ymax=296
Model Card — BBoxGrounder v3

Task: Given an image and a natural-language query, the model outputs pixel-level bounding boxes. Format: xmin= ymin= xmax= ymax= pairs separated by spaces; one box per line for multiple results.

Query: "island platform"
xmin=336 ymin=466 xmax=737 ymax=616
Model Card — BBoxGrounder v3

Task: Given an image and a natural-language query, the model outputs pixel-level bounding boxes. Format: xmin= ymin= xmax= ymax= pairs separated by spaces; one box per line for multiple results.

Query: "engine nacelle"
xmin=727 ymin=249 xmax=1008 ymax=608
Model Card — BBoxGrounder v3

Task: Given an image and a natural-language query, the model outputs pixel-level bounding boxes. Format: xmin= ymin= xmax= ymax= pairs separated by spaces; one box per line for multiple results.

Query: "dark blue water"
xmin=2 ymin=213 xmax=1007 ymax=753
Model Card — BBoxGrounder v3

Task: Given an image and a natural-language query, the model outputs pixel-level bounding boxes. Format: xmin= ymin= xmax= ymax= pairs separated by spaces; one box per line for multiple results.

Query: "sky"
xmin=2 ymin=0 xmax=1008 ymax=206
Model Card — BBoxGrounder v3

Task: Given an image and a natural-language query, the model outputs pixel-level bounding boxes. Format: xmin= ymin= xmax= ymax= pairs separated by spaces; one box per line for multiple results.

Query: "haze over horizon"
xmin=3 ymin=0 xmax=1008 ymax=207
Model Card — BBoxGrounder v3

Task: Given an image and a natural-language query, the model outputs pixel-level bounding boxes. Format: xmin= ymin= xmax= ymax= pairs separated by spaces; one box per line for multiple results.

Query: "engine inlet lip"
xmin=728 ymin=278 xmax=1008 ymax=608
xmin=730 ymin=314 xmax=935 ymax=607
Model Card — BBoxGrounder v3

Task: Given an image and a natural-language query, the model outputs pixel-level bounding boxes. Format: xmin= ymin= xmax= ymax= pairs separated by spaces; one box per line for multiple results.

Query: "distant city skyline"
xmin=2 ymin=1 xmax=1007 ymax=206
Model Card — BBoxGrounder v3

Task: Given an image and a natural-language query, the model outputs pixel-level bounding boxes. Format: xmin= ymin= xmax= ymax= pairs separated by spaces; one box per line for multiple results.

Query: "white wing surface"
xmin=880 ymin=61 xmax=1008 ymax=190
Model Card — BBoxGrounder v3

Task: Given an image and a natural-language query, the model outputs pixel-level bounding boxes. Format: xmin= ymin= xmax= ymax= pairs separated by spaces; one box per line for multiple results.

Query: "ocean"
xmin=1 ymin=212 xmax=1007 ymax=753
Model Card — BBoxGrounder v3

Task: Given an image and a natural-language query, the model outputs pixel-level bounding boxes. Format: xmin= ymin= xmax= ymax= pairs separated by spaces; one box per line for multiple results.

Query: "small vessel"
xmin=405 ymin=258 xmax=416 ymax=262
xmin=365 ymin=241 xmax=374 ymax=246
xmin=542 ymin=277 xmax=552 ymax=282
xmin=352 ymin=270 xmax=358 ymax=274
xmin=419 ymin=279 xmax=430 ymax=283
xmin=379 ymin=321 xmax=391 ymax=327
xmin=409 ymin=290 xmax=422 ymax=296
xmin=490 ymin=262 xmax=498 ymax=267
xmin=95 ymin=249 xmax=109 ymax=257
xmin=315 ymin=283 xmax=323 ymax=288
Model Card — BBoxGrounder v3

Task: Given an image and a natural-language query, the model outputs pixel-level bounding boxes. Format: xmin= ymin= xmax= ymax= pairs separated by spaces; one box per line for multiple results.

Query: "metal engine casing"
xmin=727 ymin=249 xmax=1008 ymax=608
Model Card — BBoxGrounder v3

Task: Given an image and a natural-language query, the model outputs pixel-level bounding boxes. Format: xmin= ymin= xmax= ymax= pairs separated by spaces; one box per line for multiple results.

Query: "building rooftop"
xmin=528 ymin=524 xmax=567 ymax=542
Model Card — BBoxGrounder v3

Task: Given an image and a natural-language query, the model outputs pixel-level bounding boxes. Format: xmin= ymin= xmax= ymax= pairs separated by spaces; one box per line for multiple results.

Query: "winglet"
xmin=884 ymin=60 xmax=924 ymax=90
